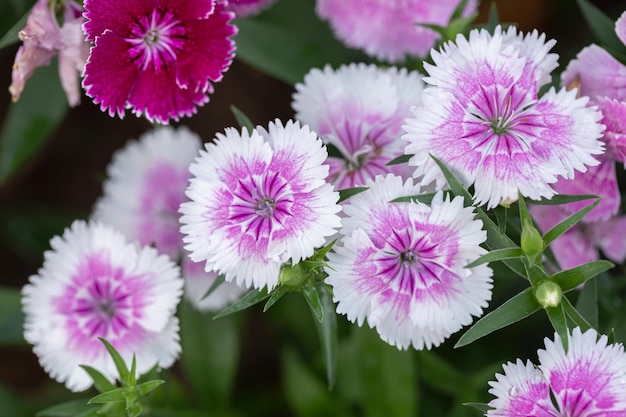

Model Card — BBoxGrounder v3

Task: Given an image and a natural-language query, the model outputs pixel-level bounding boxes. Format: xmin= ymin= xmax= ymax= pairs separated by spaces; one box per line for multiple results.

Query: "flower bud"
xmin=521 ymin=221 xmax=544 ymax=258
xmin=278 ymin=263 xmax=308 ymax=288
xmin=535 ymin=280 xmax=562 ymax=308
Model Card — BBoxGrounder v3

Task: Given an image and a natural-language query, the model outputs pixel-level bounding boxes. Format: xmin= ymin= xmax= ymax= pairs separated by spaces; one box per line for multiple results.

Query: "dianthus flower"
xmin=316 ymin=0 xmax=478 ymax=63
xmin=22 ymin=221 xmax=183 ymax=392
xmin=487 ymin=327 xmax=626 ymax=417
xmin=92 ymin=126 xmax=246 ymax=311
xmin=403 ymin=26 xmax=605 ymax=209
xmin=325 ymin=174 xmax=493 ymax=350
xmin=82 ymin=0 xmax=237 ymax=124
xmin=225 ymin=0 xmax=277 ymax=17
xmin=9 ymin=0 xmax=89 ymax=106
xmin=180 ymin=120 xmax=342 ymax=290
xmin=293 ymin=63 xmax=423 ymax=188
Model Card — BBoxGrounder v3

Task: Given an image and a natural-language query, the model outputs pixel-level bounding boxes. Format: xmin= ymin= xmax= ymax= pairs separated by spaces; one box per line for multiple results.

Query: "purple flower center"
xmin=127 ymin=8 xmax=186 ymax=71
xmin=230 ymin=173 xmax=288 ymax=231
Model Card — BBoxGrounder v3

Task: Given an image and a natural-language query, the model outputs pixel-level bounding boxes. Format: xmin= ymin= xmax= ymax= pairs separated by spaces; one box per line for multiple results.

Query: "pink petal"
xmin=82 ymin=30 xmax=138 ymax=118
xmin=83 ymin=0 xmax=157 ymax=40
xmin=616 ymin=11 xmax=626 ymax=47
xmin=8 ymin=44 xmax=55 ymax=102
xmin=597 ymin=96 xmax=626 ymax=164
xmin=163 ymin=0 xmax=215 ymax=20
xmin=591 ymin=216 xmax=626 ymax=264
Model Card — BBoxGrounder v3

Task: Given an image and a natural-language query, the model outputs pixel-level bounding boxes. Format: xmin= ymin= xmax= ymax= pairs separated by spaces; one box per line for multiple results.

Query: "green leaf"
xmin=486 ymin=1 xmax=500 ymax=32
xmin=311 ymin=284 xmax=338 ymax=389
xmin=136 ymin=380 xmax=165 ymax=396
xmin=301 ymin=284 xmax=323 ymax=323
xmin=543 ymin=199 xmax=599 ymax=246
xmin=455 ymin=287 xmax=541 ymax=348
xmin=526 ymin=194 xmax=599 ymax=205
xmin=97 ymin=338 xmax=129 ymax=383
xmin=0 ymin=286 xmax=25 ymax=346
xmin=451 ymin=0 xmax=469 ymax=20
xmin=575 ymin=277 xmax=598 ymax=328
xmin=465 ymin=247 xmax=524 ymax=268
xmin=229 ymin=105 xmax=255 ymax=132
xmin=79 ymin=365 xmax=116 ymax=393
xmin=199 ymin=275 xmax=225 ymax=302
xmin=213 ymin=288 xmax=269 ymax=319
xmin=464 ymin=402 xmax=493 ymax=414
xmin=234 ymin=0 xmax=367 ymax=84
xmin=263 ymin=285 xmax=290 ymax=312
xmin=546 ymin=304 xmax=569 ymax=351
xmin=386 ymin=154 xmax=412 ymax=166
xmin=0 ymin=0 xmax=35 ymax=40
xmin=36 ymin=399 xmax=99 ymax=417
xmin=389 ymin=192 xmax=436 ymax=204
xmin=494 ymin=205 xmax=508 ymax=234
xmin=338 ymin=187 xmax=369 ymax=203
xmin=88 ymin=388 xmax=126 ymax=404
xmin=561 ymin=296 xmax=593 ymax=332
xmin=0 ymin=10 xmax=27 ymax=49
xmin=552 ymin=260 xmax=614 ymax=292
xmin=0 ymin=59 xmax=69 ymax=185
xmin=575 ymin=0 xmax=626 ymax=63
xmin=180 ymin=301 xmax=239 ymax=407
xmin=523 ymin=261 xmax=550 ymax=288
xmin=416 ymin=350 xmax=464 ymax=395
xmin=127 ymin=355 xmax=137 ymax=386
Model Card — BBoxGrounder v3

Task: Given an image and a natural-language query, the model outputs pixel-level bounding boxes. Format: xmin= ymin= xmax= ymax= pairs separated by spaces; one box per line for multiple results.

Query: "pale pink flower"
xmin=293 ymin=63 xmax=423 ymax=188
xmin=22 ymin=221 xmax=183 ymax=392
xmin=325 ymin=174 xmax=492 ymax=350
xmin=403 ymin=26 xmax=605 ymax=209
xmin=316 ymin=0 xmax=478 ymax=63
xmin=180 ymin=120 xmax=342 ymax=290
xmin=225 ymin=0 xmax=277 ymax=17
xmin=487 ymin=328 xmax=626 ymax=417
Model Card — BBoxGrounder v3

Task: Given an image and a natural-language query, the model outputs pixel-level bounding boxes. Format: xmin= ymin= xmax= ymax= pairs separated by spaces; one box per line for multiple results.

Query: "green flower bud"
xmin=521 ymin=221 xmax=544 ymax=257
xmin=278 ymin=263 xmax=308 ymax=288
xmin=535 ymin=281 xmax=562 ymax=308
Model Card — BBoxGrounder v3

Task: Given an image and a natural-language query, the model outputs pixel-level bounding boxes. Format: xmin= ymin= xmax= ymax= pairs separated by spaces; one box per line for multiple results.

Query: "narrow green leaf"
xmin=309 ymin=239 xmax=336 ymax=262
xmin=35 ymin=399 xmax=98 ymax=417
xmin=451 ymin=0 xmax=469 ymax=20
xmin=263 ymin=286 xmax=290 ymax=312
xmin=561 ymin=296 xmax=593 ymax=332
xmin=455 ymin=287 xmax=541 ymax=348
xmin=552 ymin=260 xmax=614 ymax=292
xmin=419 ymin=23 xmax=446 ymax=37
xmin=575 ymin=0 xmax=626 ymax=63
xmin=494 ymin=205 xmax=507 ymax=234
xmin=229 ymin=105 xmax=255 ymax=132
xmin=199 ymin=275 xmax=225 ymax=302
xmin=301 ymin=284 xmax=323 ymax=323
xmin=311 ymin=284 xmax=338 ymax=389
xmin=338 ymin=187 xmax=369 ymax=203
xmin=575 ymin=277 xmax=598 ymax=328
xmin=486 ymin=1 xmax=500 ymax=32
xmin=213 ymin=288 xmax=269 ymax=319
xmin=545 ymin=304 xmax=569 ymax=351
xmin=463 ymin=402 xmax=493 ymax=414
xmin=88 ymin=388 xmax=126 ymax=404
xmin=79 ymin=365 xmax=116 ymax=393
xmin=543 ymin=199 xmax=599 ymax=246
xmin=136 ymin=380 xmax=165 ymax=396
xmin=389 ymin=192 xmax=436 ymax=204
xmin=386 ymin=154 xmax=412 ymax=166
xmin=526 ymin=194 xmax=599 ymax=205
xmin=97 ymin=338 xmax=129 ymax=383
xmin=445 ymin=13 xmax=478 ymax=40
xmin=0 ymin=60 xmax=69 ymax=185
xmin=0 ymin=11 xmax=27 ymax=49
xmin=127 ymin=355 xmax=137 ymax=386
xmin=465 ymin=247 xmax=523 ymax=268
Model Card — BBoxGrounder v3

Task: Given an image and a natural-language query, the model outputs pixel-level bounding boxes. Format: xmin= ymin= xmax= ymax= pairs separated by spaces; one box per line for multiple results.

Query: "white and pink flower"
xmin=180 ymin=120 xmax=342 ymax=290
xmin=22 ymin=221 xmax=183 ymax=392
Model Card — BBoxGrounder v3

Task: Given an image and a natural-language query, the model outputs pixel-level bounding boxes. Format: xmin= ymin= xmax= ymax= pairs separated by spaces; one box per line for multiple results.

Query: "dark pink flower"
xmin=82 ymin=0 xmax=237 ymax=124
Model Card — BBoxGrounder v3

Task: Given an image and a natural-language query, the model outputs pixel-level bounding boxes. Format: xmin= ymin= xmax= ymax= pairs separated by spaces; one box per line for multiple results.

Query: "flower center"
xmin=256 ymin=197 xmax=276 ymax=217
xmin=96 ymin=297 xmax=117 ymax=321
xmin=490 ymin=115 xmax=510 ymax=135
xmin=127 ymin=9 xmax=186 ymax=71
xmin=399 ymin=250 xmax=417 ymax=265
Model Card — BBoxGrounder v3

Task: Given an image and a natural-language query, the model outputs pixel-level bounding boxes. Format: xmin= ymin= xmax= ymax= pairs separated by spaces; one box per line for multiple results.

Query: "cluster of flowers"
xmin=13 ymin=0 xmax=626 ymax=415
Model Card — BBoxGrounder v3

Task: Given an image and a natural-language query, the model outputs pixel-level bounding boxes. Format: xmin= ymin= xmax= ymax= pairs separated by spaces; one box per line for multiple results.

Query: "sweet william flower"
xmin=180 ymin=120 xmax=342 ymax=290
xmin=292 ymin=63 xmax=423 ymax=188
xmin=22 ymin=221 xmax=184 ymax=392
xmin=487 ymin=328 xmax=626 ymax=417
xmin=82 ymin=0 xmax=237 ymax=124
xmin=325 ymin=174 xmax=493 ymax=350
xmin=403 ymin=26 xmax=605 ymax=209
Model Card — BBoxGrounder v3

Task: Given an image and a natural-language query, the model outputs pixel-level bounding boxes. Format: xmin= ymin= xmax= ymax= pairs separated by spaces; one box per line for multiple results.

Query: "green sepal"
xmin=79 ymin=365 xmax=116 ymax=393
xmin=213 ymin=288 xmax=270 ymax=319
xmin=455 ymin=287 xmax=541 ymax=348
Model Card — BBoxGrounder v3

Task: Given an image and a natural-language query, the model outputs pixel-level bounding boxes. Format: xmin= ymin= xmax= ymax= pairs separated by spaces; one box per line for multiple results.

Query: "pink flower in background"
xmin=82 ymin=0 xmax=237 ymax=124
xmin=22 ymin=221 xmax=183 ymax=391
xmin=180 ymin=120 xmax=342 ymax=290
xmin=403 ymin=26 xmax=605 ymax=209
xmin=92 ymin=126 xmax=246 ymax=311
xmin=316 ymin=0 xmax=478 ymax=63
xmin=487 ymin=328 xmax=626 ymax=417
xmin=225 ymin=0 xmax=277 ymax=17
xmin=598 ymin=96 xmax=626 ymax=165
xmin=325 ymin=175 xmax=492 ymax=350
xmin=293 ymin=63 xmax=423 ymax=188
xmin=9 ymin=0 xmax=88 ymax=106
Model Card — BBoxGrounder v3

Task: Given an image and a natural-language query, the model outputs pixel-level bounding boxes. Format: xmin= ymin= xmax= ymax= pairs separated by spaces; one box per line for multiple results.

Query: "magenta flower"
xmin=487 ymin=328 xmax=626 ymax=417
xmin=92 ymin=126 xmax=246 ymax=311
xmin=225 ymin=0 xmax=277 ymax=17
xmin=180 ymin=120 xmax=342 ymax=290
xmin=82 ymin=0 xmax=237 ymax=124
xmin=293 ymin=63 xmax=423 ymax=188
xmin=316 ymin=0 xmax=478 ymax=63
xmin=22 ymin=221 xmax=183 ymax=392
xmin=325 ymin=175 xmax=493 ymax=350
xmin=403 ymin=26 xmax=605 ymax=209
xmin=9 ymin=0 xmax=88 ymax=107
